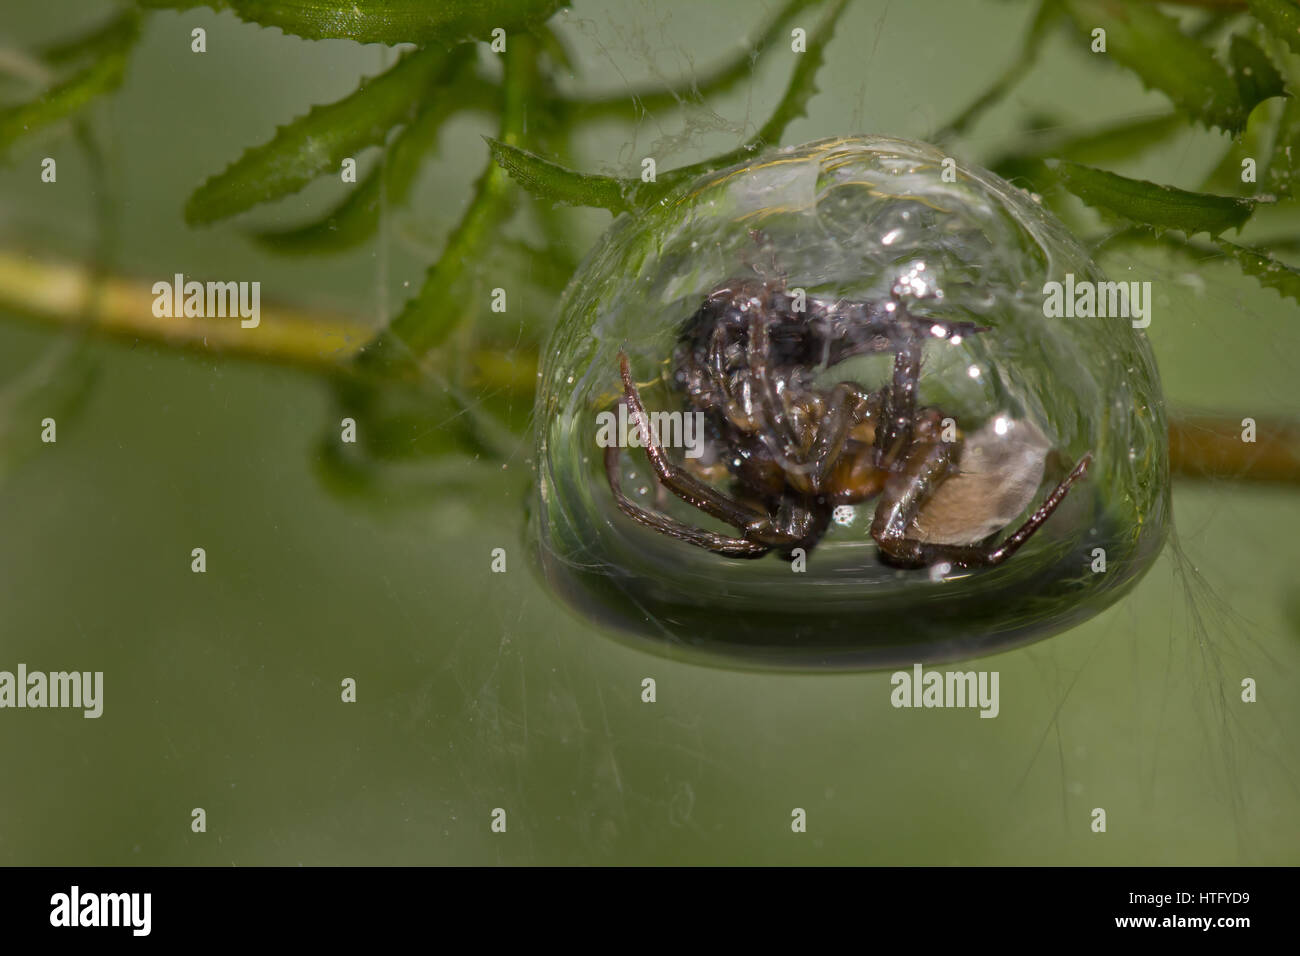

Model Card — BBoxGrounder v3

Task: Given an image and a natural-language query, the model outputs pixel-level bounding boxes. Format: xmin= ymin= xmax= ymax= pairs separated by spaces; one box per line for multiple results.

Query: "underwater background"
xmin=0 ymin=0 xmax=1297 ymax=864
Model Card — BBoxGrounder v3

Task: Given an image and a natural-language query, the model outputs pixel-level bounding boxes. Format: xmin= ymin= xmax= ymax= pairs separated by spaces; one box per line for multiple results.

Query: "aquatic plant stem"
xmin=0 ymin=249 xmax=1294 ymax=485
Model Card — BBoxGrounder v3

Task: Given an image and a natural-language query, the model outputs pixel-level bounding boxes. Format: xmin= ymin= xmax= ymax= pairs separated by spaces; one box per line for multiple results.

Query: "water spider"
xmin=604 ymin=277 xmax=1092 ymax=569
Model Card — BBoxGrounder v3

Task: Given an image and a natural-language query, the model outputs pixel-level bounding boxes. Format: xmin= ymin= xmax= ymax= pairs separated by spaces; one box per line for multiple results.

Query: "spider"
xmin=602 ymin=275 xmax=1092 ymax=569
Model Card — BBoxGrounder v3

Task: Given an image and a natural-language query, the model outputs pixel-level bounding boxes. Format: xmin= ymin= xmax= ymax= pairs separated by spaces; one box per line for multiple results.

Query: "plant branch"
xmin=1 ymin=250 xmax=1294 ymax=486
xmin=0 ymin=251 xmax=537 ymax=392
xmin=1170 ymin=414 xmax=1300 ymax=484
xmin=357 ymin=33 xmax=537 ymax=370
xmin=0 ymin=251 xmax=369 ymax=372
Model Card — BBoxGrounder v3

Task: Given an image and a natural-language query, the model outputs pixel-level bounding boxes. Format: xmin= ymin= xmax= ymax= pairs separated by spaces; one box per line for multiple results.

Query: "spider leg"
xmin=743 ymin=312 xmax=881 ymax=497
xmin=800 ymin=382 xmax=878 ymax=495
xmin=873 ymin=452 xmax=1093 ymax=569
xmin=616 ymin=353 xmax=773 ymax=532
xmin=874 ymin=339 xmax=923 ymax=469
xmin=603 ymin=440 xmax=770 ymax=558
xmin=705 ymin=321 xmax=760 ymax=433
xmin=870 ymin=410 xmax=960 ymax=543
xmin=746 ymin=310 xmax=804 ymax=464
xmin=809 ymin=296 xmax=988 ymax=364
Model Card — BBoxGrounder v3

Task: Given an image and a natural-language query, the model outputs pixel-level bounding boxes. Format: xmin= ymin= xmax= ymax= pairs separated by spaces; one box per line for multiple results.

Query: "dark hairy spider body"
xmin=603 ymin=277 xmax=1091 ymax=569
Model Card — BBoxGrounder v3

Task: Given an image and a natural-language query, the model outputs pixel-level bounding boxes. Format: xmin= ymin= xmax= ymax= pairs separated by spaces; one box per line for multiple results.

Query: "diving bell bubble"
xmin=530 ymin=136 xmax=1168 ymax=670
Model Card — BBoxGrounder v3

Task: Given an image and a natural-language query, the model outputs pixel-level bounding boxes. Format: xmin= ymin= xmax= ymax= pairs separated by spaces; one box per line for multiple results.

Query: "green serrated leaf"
xmin=184 ymin=47 xmax=446 ymax=225
xmin=755 ymin=0 xmax=846 ymax=144
xmin=1052 ymin=160 xmax=1257 ymax=237
xmin=489 ymin=0 xmax=847 ymax=212
xmin=565 ymin=0 xmax=821 ymax=121
xmin=0 ymin=17 xmax=139 ymax=151
xmin=486 ymin=140 xmax=630 ymax=212
xmin=989 ymin=112 xmax=1188 ymax=194
xmin=1249 ymin=0 xmax=1300 ymax=57
xmin=369 ymin=156 xmax=514 ymax=357
xmin=1061 ymin=0 xmax=1247 ymax=132
xmin=136 ymin=0 xmax=564 ymax=46
xmin=1229 ymin=33 xmax=1288 ymax=112
xmin=252 ymin=107 xmax=445 ymax=254
xmin=634 ymin=0 xmax=849 ymax=205
xmin=995 ymin=112 xmax=1187 ymax=170
xmin=1217 ymin=238 xmax=1300 ymax=303
xmin=1061 ymin=113 xmax=1189 ymax=165
xmin=1268 ymin=93 xmax=1300 ymax=196
xmin=253 ymin=51 xmax=484 ymax=254
xmin=1202 ymin=99 xmax=1274 ymax=194
xmin=358 ymin=34 xmax=537 ymax=367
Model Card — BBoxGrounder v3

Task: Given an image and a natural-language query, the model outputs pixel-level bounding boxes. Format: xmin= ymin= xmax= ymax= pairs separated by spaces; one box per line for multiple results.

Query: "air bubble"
xmin=532 ymin=136 xmax=1168 ymax=669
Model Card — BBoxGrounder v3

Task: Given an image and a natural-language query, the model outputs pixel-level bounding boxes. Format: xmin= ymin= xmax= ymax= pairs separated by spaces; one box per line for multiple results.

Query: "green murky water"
xmin=0 ymin=0 xmax=1297 ymax=864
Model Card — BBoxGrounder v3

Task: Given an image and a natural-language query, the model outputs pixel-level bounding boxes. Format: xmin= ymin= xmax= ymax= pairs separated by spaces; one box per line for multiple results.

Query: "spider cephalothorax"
xmin=604 ymin=276 xmax=1090 ymax=569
